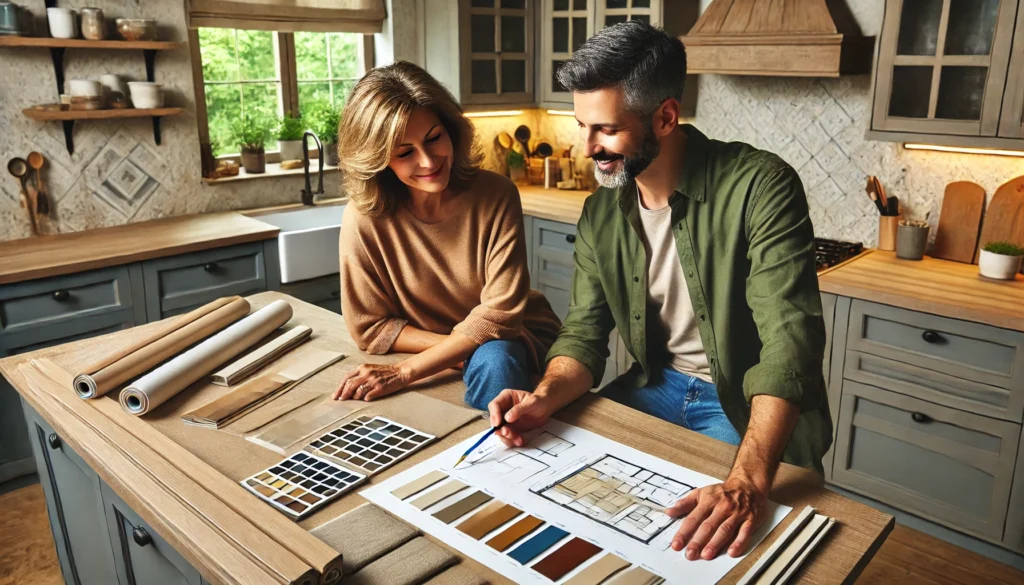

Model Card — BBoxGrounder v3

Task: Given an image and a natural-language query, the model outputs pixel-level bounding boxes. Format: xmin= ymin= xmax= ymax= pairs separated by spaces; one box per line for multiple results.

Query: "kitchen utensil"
xmin=115 ymin=18 xmax=156 ymax=41
xmin=932 ymin=181 xmax=985 ymax=263
xmin=887 ymin=196 xmax=899 ymax=217
xmin=79 ymin=7 xmax=106 ymax=40
xmin=878 ymin=215 xmax=900 ymax=251
xmin=496 ymin=131 xmax=513 ymax=149
xmin=27 ymin=151 xmax=49 ymax=216
xmin=68 ymin=79 xmax=102 ymax=97
xmin=533 ymin=140 xmax=554 ymax=158
xmin=128 ymin=81 xmax=163 ymax=108
xmin=46 ymin=7 xmax=77 ymax=39
xmin=896 ymin=223 xmax=929 ymax=260
xmin=7 ymin=157 xmax=37 ymax=235
xmin=864 ymin=176 xmax=887 ymax=215
xmin=975 ymin=175 xmax=1024 ymax=265
xmin=514 ymin=125 xmax=531 ymax=155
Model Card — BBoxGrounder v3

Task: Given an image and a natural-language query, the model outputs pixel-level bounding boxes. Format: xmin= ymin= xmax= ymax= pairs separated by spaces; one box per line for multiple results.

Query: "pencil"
xmin=453 ymin=421 xmax=506 ymax=468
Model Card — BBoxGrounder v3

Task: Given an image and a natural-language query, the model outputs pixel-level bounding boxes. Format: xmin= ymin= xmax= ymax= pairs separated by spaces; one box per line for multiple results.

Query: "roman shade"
xmin=185 ymin=0 xmax=386 ymax=34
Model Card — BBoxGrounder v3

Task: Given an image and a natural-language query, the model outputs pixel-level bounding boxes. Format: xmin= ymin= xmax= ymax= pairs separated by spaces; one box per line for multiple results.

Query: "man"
xmin=487 ymin=21 xmax=831 ymax=563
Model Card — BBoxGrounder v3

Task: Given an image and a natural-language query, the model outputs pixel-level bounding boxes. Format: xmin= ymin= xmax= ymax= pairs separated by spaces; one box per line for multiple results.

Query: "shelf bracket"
xmin=152 ymin=117 xmax=162 ymax=146
xmin=49 ymin=47 xmax=66 ymax=96
xmin=143 ymin=50 xmax=156 ymax=83
xmin=61 ymin=120 xmax=75 ymax=155
xmin=44 ymin=0 xmax=56 ymax=8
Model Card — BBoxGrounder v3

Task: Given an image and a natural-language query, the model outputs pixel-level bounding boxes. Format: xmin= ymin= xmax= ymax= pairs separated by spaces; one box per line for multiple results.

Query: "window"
xmin=193 ymin=28 xmax=371 ymax=159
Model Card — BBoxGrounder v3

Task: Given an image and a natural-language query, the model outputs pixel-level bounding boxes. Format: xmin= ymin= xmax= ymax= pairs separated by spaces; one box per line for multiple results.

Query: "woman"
xmin=332 ymin=61 xmax=561 ymax=410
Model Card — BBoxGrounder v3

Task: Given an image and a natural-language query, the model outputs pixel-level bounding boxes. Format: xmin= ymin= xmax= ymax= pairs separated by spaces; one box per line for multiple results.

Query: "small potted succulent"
xmin=276 ymin=114 xmax=306 ymax=162
xmin=979 ymin=241 xmax=1024 ymax=280
xmin=311 ymin=103 xmax=342 ymax=166
xmin=232 ymin=113 xmax=273 ymax=174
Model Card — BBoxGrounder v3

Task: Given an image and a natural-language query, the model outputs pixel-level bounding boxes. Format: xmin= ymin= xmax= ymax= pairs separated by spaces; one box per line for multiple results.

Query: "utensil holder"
xmin=878 ymin=215 xmax=901 ymax=251
xmin=896 ymin=224 xmax=929 ymax=260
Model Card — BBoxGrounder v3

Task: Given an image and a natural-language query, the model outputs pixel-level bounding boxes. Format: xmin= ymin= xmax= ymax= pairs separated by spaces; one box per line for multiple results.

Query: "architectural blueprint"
xmin=362 ymin=420 xmax=791 ymax=585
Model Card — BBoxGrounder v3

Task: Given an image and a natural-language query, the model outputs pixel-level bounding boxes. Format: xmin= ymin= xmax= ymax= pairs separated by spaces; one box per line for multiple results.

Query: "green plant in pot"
xmin=310 ymin=103 xmax=342 ymax=166
xmin=979 ymin=241 xmax=1024 ymax=280
xmin=232 ymin=113 xmax=272 ymax=174
xmin=276 ymin=114 xmax=306 ymax=162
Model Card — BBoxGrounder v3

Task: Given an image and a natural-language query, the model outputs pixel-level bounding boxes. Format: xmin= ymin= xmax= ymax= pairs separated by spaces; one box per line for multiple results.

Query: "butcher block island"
xmin=0 ymin=292 xmax=893 ymax=585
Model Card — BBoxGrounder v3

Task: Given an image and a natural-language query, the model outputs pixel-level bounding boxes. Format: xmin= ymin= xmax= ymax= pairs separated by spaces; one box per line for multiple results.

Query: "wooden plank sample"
xmin=976 ymin=175 xmax=1024 ymax=263
xmin=932 ymin=182 xmax=986 ymax=263
xmin=212 ymin=326 xmax=313 ymax=386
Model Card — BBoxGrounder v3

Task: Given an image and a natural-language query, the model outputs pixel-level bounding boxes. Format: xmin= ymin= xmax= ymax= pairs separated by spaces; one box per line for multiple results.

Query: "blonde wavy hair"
xmin=337 ymin=61 xmax=483 ymax=216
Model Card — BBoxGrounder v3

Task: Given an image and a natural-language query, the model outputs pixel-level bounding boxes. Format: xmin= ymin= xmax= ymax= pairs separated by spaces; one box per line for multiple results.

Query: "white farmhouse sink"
xmin=258 ymin=204 xmax=346 ymax=283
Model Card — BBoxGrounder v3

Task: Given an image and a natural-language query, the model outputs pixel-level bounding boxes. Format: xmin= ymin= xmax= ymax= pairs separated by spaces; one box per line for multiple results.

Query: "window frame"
xmin=190 ymin=29 xmax=374 ymax=167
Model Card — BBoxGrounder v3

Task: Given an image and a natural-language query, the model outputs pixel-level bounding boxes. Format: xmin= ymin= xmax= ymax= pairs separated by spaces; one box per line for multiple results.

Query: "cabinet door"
xmin=872 ymin=0 xmax=1017 ymax=136
xmin=540 ymin=0 xmax=594 ymax=104
xmin=24 ymin=404 xmax=120 ymax=585
xmin=279 ymin=274 xmax=342 ymax=315
xmin=594 ymin=0 xmax=660 ymax=31
xmin=998 ymin=0 xmax=1024 ymax=138
xmin=460 ymin=0 xmax=535 ymax=105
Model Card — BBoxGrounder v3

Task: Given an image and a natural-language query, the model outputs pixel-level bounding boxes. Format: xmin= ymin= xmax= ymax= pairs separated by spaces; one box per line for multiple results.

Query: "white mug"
xmin=47 ymin=7 xmax=77 ymax=39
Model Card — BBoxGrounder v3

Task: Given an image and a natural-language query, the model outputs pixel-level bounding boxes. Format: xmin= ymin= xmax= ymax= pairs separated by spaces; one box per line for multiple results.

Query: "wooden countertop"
xmin=0 ymin=292 xmax=893 ymax=585
xmin=819 ymin=250 xmax=1024 ymax=332
xmin=518 ymin=185 xmax=591 ymax=224
xmin=0 ymin=212 xmax=279 ymax=285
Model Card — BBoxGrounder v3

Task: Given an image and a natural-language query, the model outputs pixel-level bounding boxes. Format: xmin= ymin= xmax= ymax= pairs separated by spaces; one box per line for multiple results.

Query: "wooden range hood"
xmin=679 ymin=0 xmax=874 ymax=77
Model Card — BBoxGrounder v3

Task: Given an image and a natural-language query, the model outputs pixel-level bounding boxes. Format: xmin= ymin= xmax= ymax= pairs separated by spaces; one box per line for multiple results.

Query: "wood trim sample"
xmin=391 ymin=470 xmax=449 ymax=500
xmin=738 ymin=506 xmax=816 ymax=585
xmin=431 ymin=491 xmax=494 ymax=523
xmin=456 ymin=501 xmax=522 ymax=539
xmin=212 ymin=326 xmax=313 ymax=386
xmin=562 ymin=553 xmax=630 ymax=585
xmin=531 ymin=537 xmax=602 ymax=581
xmin=485 ymin=515 xmax=544 ymax=552
xmin=410 ymin=480 xmax=469 ymax=510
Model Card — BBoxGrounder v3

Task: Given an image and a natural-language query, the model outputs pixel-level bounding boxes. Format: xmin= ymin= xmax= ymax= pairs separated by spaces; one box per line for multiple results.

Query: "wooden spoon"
xmin=27 ymin=151 xmax=50 ymax=216
xmin=6 ymin=157 xmax=38 ymax=235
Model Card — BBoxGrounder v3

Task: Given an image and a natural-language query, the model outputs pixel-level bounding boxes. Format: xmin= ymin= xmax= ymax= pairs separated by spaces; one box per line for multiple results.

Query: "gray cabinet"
xmin=459 ymin=0 xmax=535 ymax=106
xmin=280 ymin=274 xmax=342 ymax=315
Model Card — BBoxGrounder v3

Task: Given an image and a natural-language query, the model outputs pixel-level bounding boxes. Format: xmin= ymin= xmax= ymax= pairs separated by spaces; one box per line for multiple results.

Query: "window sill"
xmin=203 ymin=162 xmax=339 ymax=185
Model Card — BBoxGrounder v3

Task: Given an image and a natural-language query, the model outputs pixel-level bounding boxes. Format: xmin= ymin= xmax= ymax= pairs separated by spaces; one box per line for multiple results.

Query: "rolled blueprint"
xmin=73 ymin=297 xmax=249 ymax=399
xmin=118 ymin=300 xmax=293 ymax=416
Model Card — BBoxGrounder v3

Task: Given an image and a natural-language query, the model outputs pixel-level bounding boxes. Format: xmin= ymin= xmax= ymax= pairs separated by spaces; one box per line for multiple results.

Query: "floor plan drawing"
xmin=526 ymin=431 xmax=575 ymax=457
xmin=471 ymin=450 xmax=550 ymax=484
xmin=533 ymin=454 xmax=694 ymax=543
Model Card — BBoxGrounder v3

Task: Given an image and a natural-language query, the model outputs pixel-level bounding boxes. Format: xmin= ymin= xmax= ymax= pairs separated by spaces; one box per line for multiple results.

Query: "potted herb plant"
xmin=311 ymin=103 xmax=342 ymax=166
xmin=276 ymin=114 xmax=306 ymax=162
xmin=232 ymin=113 xmax=272 ymax=174
xmin=979 ymin=241 xmax=1024 ymax=280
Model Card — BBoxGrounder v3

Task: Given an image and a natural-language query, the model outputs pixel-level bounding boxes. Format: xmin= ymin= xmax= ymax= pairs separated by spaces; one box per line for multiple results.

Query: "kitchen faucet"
xmin=301 ymin=130 xmax=324 ymax=206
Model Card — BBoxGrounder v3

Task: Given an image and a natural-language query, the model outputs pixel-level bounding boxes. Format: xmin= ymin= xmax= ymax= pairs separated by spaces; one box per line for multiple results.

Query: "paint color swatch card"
xmin=306 ymin=415 xmax=435 ymax=475
xmin=241 ymin=451 xmax=365 ymax=520
xmin=362 ymin=420 xmax=792 ymax=585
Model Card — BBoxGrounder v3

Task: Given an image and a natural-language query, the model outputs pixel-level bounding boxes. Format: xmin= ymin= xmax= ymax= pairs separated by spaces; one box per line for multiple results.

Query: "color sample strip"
xmin=605 ymin=565 xmax=665 ymax=585
xmin=392 ymin=470 xmax=449 ymax=500
xmin=486 ymin=515 xmax=545 ymax=552
xmin=531 ymin=537 xmax=602 ymax=581
xmin=241 ymin=451 xmax=365 ymax=520
xmin=410 ymin=479 xmax=469 ymax=510
xmin=308 ymin=415 xmax=435 ymax=475
xmin=562 ymin=553 xmax=631 ymax=585
xmin=508 ymin=525 xmax=569 ymax=565
xmin=432 ymin=490 xmax=494 ymax=523
xmin=457 ymin=501 xmax=523 ymax=539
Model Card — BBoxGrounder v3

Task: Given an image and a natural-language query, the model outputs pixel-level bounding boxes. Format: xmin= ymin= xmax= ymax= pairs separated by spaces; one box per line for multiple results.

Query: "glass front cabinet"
xmin=460 ymin=0 xmax=535 ymax=106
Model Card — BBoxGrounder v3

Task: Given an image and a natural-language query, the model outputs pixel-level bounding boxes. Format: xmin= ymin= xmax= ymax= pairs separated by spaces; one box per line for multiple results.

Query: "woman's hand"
xmin=333 ymin=363 xmax=411 ymax=401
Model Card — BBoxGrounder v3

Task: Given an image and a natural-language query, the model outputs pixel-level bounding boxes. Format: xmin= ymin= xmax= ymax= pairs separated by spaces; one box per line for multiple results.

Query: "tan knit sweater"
xmin=339 ymin=170 xmax=562 ymax=373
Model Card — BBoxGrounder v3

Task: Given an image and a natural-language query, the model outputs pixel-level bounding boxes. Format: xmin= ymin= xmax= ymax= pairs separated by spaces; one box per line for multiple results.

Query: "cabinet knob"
xmin=921 ymin=330 xmax=942 ymax=344
xmin=203 ymin=263 xmax=218 ymax=273
xmin=52 ymin=290 xmax=70 ymax=302
xmin=132 ymin=526 xmax=152 ymax=547
xmin=47 ymin=433 xmax=61 ymax=450
xmin=911 ymin=412 xmax=931 ymax=424
xmin=565 ymin=234 xmax=576 ymax=244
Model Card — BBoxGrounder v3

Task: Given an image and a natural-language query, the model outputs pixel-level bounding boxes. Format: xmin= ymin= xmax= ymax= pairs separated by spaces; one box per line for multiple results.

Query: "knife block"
xmin=878 ymin=215 xmax=901 ymax=251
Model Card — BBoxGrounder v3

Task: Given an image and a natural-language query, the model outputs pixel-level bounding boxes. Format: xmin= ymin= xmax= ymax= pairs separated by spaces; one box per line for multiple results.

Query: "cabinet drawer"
xmin=280 ymin=274 xmax=341 ymax=315
xmin=0 ymin=309 xmax=138 ymax=357
xmin=845 ymin=350 xmax=1023 ymax=423
xmin=143 ymin=243 xmax=266 ymax=320
xmin=832 ymin=381 xmax=1020 ymax=541
xmin=0 ymin=265 xmax=134 ymax=335
xmin=847 ymin=300 xmax=1024 ymax=390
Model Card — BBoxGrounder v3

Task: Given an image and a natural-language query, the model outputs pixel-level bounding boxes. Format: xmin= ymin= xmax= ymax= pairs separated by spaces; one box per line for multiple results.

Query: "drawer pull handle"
xmin=203 ymin=263 xmax=218 ymax=273
xmin=565 ymin=234 xmax=576 ymax=243
xmin=911 ymin=412 xmax=931 ymax=423
xmin=132 ymin=527 xmax=152 ymax=547
xmin=47 ymin=433 xmax=61 ymax=450
xmin=921 ymin=330 xmax=942 ymax=344
xmin=52 ymin=290 xmax=70 ymax=302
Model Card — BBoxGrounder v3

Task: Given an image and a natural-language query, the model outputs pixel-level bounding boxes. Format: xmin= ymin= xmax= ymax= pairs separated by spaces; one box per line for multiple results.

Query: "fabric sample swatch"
xmin=422 ymin=564 xmax=488 ymax=585
xmin=457 ymin=501 xmax=523 ymax=539
xmin=508 ymin=525 xmax=569 ymax=565
xmin=432 ymin=491 xmax=494 ymax=524
xmin=605 ymin=565 xmax=665 ymax=585
xmin=309 ymin=503 xmax=418 ymax=574
xmin=392 ymin=470 xmax=449 ymax=500
xmin=531 ymin=537 xmax=602 ymax=581
xmin=346 ymin=537 xmax=456 ymax=585
xmin=410 ymin=479 xmax=469 ymax=510
xmin=486 ymin=515 xmax=544 ymax=552
xmin=562 ymin=553 xmax=631 ymax=585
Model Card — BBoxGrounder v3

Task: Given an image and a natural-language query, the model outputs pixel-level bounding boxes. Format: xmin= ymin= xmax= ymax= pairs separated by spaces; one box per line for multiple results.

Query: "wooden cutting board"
xmin=932 ymin=181 xmax=985 ymax=263
xmin=975 ymin=175 xmax=1024 ymax=263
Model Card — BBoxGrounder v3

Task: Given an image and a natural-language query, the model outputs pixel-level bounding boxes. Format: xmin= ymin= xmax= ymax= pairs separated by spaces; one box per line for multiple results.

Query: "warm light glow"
xmin=464 ymin=110 xmax=524 ymax=118
xmin=546 ymin=109 xmax=576 ymax=116
xmin=904 ymin=143 xmax=1024 ymax=158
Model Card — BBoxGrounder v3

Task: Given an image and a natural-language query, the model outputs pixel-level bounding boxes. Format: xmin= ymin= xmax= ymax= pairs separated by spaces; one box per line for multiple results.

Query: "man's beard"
xmin=592 ymin=124 xmax=661 ymax=189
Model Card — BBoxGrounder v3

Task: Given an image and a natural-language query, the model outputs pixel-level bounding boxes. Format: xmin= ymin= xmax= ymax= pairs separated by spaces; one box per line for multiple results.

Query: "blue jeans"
xmin=602 ymin=367 xmax=742 ymax=445
xmin=463 ymin=340 xmax=532 ymax=410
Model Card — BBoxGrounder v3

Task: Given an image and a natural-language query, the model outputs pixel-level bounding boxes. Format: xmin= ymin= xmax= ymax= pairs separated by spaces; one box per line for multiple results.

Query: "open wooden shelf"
xmin=0 ymin=37 xmax=180 ymax=50
xmin=23 ymin=107 xmax=184 ymax=121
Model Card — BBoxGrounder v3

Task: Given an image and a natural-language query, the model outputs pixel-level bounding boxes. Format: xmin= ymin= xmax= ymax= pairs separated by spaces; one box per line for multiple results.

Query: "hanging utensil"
xmin=514 ymin=125 xmax=531 ymax=156
xmin=7 ymin=157 xmax=38 ymax=235
xmin=27 ymin=151 xmax=50 ymax=216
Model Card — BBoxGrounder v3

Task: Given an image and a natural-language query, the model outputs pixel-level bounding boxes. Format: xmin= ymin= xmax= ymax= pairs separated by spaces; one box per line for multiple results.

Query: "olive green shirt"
xmin=547 ymin=125 xmax=832 ymax=470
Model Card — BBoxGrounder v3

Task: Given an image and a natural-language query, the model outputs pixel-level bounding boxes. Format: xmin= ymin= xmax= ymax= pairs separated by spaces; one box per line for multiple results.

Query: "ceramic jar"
xmin=127 ymin=81 xmax=163 ymax=109
xmin=80 ymin=7 xmax=106 ymax=40
xmin=47 ymin=7 xmax=77 ymax=39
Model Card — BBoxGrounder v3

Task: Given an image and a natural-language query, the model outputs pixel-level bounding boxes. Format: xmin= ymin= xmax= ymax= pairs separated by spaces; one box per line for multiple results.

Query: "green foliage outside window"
xmin=276 ymin=115 xmax=306 ymax=141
